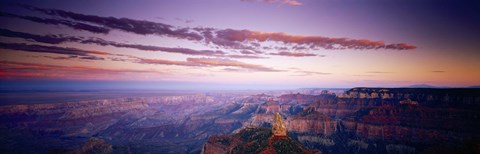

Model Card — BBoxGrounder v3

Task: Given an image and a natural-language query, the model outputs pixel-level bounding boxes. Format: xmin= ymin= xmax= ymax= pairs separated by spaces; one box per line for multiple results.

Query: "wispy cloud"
xmin=0 ymin=11 xmax=110 ymax=34
xmin=205 ymin=29 xmax=417 ymax=51
xmin=11 ymin=4 xmax=416 ymax=52
xmin=222 ymin=68 xmax=245 ymax=72
xmin=240 ymin=50 xmax=257 ymax=54
xmin=0 ymin=30 xmax=274 ymax=69
xmin=292 ymin=70 xmax=331 ymax=76
xmin=187 ymin=58 xmax=282 ymax=72
xmin=0 ymin=28 xmax=83 ymax=44
xmin=139 ymin=57 xmax=283 ymax=72
xmin=0 ymin=42 xmax=108 ymax=60
xmin=283 ymin=0 xmax=302 ymax=6
xmin=240 ymin=0 xmax=303 ymax=6
xmin=138 ymin=58 xmax=196 ymax=66
xmin=270 ymin=51 xmax=319 ymax=57
xmin=0 ymin=61 xmax=163 ymax=80
xmin=175 ymin=17 xmax=194 ymax=24
xmin=0 ymin=28 xmax=270 ymax=58
xmin=223 ymin=54 xmax=268 ymax=59
xmin=18 ymin=4 xmax=202 ymax=41
xmin=353 ymin=74 xmax=376 ymax=77
xmin=365 ymin=71 xmax=394 ymax=74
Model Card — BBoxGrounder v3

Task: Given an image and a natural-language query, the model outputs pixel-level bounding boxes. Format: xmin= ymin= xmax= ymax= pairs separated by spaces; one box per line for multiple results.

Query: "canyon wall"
xmin=1 ymin=88 xmax=479 ymax=153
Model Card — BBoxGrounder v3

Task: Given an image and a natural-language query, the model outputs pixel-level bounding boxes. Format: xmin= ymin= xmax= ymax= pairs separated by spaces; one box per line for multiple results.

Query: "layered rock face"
xmin=236 ymin=88 xmax=480 ymax=154
xmin=286 ymin=109 xmax=336 ymax=136
xmin=342 ymin=105 xmax=480 ymax=142
xmin=337 ymin=88 xmax=480 ymax=139
xmin=0 ymin=94 xmax=250 ymax=153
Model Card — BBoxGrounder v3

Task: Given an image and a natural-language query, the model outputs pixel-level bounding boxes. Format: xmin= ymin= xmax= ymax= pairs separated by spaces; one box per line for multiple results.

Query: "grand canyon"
xmin=1 ymin=0 xmax=480 ymax=153
xmin=1 ymin=88 xmax=479 ymax=153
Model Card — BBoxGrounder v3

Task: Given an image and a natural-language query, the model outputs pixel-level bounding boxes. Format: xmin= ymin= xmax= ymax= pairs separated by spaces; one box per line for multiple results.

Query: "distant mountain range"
xmin=404 ymin=84 xmax=446 ymax=88
xmin=403 ymin=84 xmax=480 ymax=88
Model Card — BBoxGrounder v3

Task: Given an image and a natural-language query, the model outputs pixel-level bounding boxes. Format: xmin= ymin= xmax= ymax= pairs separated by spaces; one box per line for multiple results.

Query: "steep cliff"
xmin=286 ymin=109 xmax=336 ymax=136
xmin=240 ymin=88 xmax=480 ymax=154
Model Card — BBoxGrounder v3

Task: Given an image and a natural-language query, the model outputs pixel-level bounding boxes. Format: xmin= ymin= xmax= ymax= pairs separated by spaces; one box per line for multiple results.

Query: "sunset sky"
xmin=1 ymin=0 xmax=479 ymax=90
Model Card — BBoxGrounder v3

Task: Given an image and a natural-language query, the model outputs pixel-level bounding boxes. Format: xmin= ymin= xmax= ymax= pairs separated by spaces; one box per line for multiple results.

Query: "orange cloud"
xmin=186 ymin=58 xmax=283 ymax=72
xmin=284 ymin=0 xmax=302 ymax=6
xmin=210 ymin=29 xmax=416 ymax=50
xmin=138 ymin=57 xmax=282 ymax=72
xmin=0 ymin=61 xmax=162 ymax=80
xmin=88 ymin=50 xmax=112 ymax=55
xmin=138 ymin=58 xmax=196 ymax=66
xmin=241 ymin=0 xmax=303 ymax=6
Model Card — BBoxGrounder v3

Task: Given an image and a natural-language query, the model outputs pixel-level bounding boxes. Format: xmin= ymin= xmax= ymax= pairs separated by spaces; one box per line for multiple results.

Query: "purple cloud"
xmin=0 ymin=42 xmax=108 ymax=60
xmin=19 ymin=4 xmax=202 ymax=41
xmin=11 ymin=4 xmax=417 ymax=54
xmin=0 ymin=11 xmax=110 ymax=34
xmin=0 ymin=28 xmax=276 ymax=59
xmin=0 ymin=28 xmax=82 ymax=44
xmin=0 ymin=28 xmax=227 ymax=57
xmin=0 ymin=61 xmax=162 ymax=80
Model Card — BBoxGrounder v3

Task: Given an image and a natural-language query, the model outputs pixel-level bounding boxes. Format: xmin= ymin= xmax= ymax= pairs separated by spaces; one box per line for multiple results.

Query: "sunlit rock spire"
xmin=272 ymin=112 xmax=287 ymax=136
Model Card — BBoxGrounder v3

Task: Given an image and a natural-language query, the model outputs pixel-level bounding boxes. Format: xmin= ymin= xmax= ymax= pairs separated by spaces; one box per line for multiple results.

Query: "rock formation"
xmin=272 ymin=112 xmax=287 ymax=137
xmin=203 ymin=127 xmax=320 ymax=154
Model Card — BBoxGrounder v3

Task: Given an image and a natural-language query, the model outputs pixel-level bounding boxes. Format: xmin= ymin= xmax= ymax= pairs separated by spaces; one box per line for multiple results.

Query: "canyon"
xmin=1 ymin=88 xmax=479 ymax=153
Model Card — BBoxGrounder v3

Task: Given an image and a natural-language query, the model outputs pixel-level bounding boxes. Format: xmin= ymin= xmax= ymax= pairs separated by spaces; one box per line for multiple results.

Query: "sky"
xmin=0 ymin=0 xmax=479 ymax=90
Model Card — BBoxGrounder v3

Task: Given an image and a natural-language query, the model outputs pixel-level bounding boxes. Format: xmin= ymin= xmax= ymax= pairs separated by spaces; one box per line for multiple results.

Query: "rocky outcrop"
xmin=203 ymin=127 xmax=319 ymax=154
xmin=272 ymin=112 xmax=287 ymax=137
